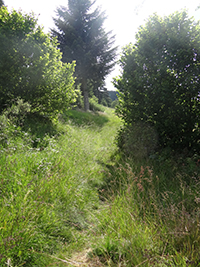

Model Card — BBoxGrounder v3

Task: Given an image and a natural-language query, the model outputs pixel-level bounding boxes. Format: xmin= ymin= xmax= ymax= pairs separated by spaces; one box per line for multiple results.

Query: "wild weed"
xmin=91 ymin=160 xmax=200 ymax=266
xmin=0 ymin=107 xmax=121 ymax=266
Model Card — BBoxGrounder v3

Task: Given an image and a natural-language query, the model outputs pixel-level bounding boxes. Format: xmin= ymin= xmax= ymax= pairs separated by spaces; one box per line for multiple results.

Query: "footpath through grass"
xmin=0 ymin=107 xmax=121 ymax=266
xmin=1 ymin=107 xmax=200 ymax=266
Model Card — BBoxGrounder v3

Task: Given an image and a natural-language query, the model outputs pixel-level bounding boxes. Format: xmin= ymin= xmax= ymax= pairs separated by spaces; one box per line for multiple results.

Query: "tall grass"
xmin=90 ymin=158 xmax=200 ymax=266
xmin=1 ymin=104 xmax=200 ymax=266
xmin=0 ymin=106 xmax=121 ymax=266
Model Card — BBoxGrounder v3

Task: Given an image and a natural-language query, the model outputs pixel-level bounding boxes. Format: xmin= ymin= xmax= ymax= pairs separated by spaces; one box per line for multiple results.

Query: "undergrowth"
xmin=1 ymin=103 xmax=200 ymax=266
xmin=0 ymin=104 xmax=121 ymax=266
xmin=89 ymin=157 xmax=200 ymax=266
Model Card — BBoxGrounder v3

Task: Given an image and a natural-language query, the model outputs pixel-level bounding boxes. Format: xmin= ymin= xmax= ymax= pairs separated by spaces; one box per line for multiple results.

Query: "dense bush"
xmin=114 ymin=11 xmax=200 ymax=153
xmin=0 ymin=99 xmax=31 ymax=149
xmin=117 ymin=122 xmax=158 ymax=159
xmin=0 ymin=7 xmax=77 ymax=116
xmin=89 ymin=96 xmax=105 ymax=112
xmin=111 ymin=99 xmax=119 ymax=109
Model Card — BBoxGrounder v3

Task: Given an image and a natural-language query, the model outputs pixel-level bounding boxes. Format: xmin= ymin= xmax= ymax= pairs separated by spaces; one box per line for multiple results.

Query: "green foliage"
xmin=108 ymin=90 xmax=119 ymax=101
xmin=99 ymin=89 xmax=112 ymax=107
xmin=0 ymin=0 xmax=4 ymax=7
xmin=114 ymin=11 xmax=200 ymax=153
xmin=0 ymin=99 xmax=31 ymax=150
xmin=0 ymin=7 xmax=77 ymax=116
xmin=63 ymin=108 xmax=109 ymax=127
xmin=52 ymin=0 xmax=117 ymax=110
xmin=111 ymin=98 xmax=119 ymax=108
xmin=116 ymin=122 xmax=158 ymax=159
xmin=93 ymin=158 xmax=200 ymax=266
xmin=3 ymin=98 xmax=31 ymax=122
xmin=2 ymin=104 xmax=200 ymax=266
xmin=72 ymin=84 xmax=84 ymax=109
xmin=0 ymin=107 xmax=121 ymax=266
xmin=89 ymin=96 xmax=105 ymax=112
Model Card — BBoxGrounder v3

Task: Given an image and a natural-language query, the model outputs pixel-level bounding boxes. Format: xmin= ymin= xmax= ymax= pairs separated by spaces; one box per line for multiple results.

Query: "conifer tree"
xmin=0 ymin=0 xmax=4 ymax=7
xmin=52 ymin=0 xmax=117 ymax=110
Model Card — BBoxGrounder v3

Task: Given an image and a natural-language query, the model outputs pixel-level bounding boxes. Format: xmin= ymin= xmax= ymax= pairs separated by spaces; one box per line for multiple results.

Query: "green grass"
xmin=61 ymin=108 xmax=109 ymax=127
xmin=1 ymin=106 xmax=200 ymax=266
xmin=88 ymin=157 xmax=200 ymax=266
xmin=0 ymin=107 xmax=121 ymax=266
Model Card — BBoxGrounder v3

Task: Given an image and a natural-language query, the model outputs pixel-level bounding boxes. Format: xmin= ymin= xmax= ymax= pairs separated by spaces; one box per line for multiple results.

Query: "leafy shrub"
xmin=114 ymin=11 xmax=200 ymax=153
xmin=0 ymin=99 xmax=31 ymax=149
xmin=89 ymin=96 xmax=105 ymax=112
xmin=111 ymin=99 xmax=119 ymax=109
xmin=0 ymin=99 xmax=60 ymax=153
xmin=100 ymin=98 xmax=109 ymax=107
xmin=73 ymin=84 xmax=84 ymax=109
xmin=0 ymin=7 xmax=76 ymax=116
xmin=99 ymin=91 xmax=112 ymax=107
xmin=116 ymin=122 xmax=158 ymax=159
xmin=3 ymin=98 xmax=31 ymax=124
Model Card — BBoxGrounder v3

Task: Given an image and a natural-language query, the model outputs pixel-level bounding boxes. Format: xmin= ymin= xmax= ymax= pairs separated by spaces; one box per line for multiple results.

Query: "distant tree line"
xmin=108 ymin=91 xmax=119 ymax=102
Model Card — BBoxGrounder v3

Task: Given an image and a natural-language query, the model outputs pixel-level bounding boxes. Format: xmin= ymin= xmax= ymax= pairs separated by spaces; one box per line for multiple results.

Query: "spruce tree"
xmin=52 ymin=0 xmax=117 ymax=110
xmin=0 ymin=0 xmax=4 ymax=7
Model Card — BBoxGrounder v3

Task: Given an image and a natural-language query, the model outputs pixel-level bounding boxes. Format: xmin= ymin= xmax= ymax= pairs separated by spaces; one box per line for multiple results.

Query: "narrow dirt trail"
xmin=67 ymin=249 xmax=103 ymax=266
xmin=54 ymin=109 xmax=121 ymax=267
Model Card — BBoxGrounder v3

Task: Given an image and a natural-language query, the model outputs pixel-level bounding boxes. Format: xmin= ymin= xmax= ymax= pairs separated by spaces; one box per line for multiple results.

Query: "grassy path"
xmin=1 ymin=107 xmax=200 ymax=266
xmin=0 ymin=107 xmax=121 ymax=266
xmin=53 ymin=108 xmax=122 ymax=266
xmin=58 ymin=110 xmax=200 ymax=267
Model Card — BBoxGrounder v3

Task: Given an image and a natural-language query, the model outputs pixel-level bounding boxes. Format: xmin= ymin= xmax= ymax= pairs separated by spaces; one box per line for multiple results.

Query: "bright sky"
xmin=4 ymin=0 xmax=200 ymax=90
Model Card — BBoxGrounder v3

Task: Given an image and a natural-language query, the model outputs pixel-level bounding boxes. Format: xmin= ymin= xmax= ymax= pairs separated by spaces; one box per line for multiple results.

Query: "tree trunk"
xmin=82 ymin=78 xmax=89 ymax=111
